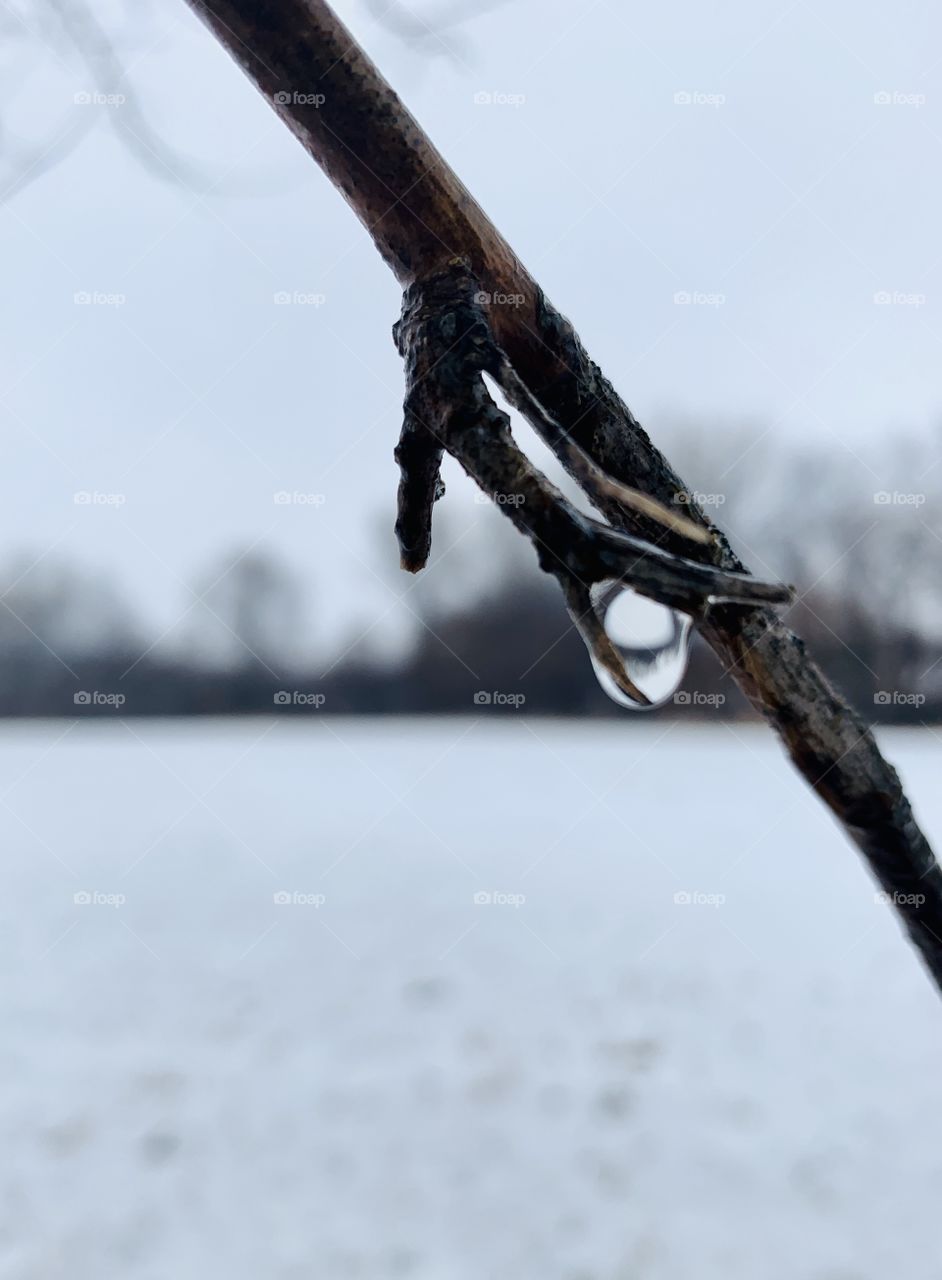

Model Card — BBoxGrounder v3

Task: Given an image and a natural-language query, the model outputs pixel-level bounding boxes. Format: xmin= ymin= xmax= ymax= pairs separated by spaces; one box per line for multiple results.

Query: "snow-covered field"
xmin=2 ymin=716 xmax=942 ymax=1279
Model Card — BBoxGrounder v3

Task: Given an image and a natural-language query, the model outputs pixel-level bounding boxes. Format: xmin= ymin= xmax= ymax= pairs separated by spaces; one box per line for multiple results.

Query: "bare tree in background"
xmin=187 ymin=548 xmax=303 ymax=674
xmin=0 ymin=0 xmax=273 ymax=199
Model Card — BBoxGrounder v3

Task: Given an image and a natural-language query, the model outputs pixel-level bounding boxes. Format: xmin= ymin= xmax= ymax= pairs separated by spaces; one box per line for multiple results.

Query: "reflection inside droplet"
xmin=588 ymin=581 xmax=692 ymax=710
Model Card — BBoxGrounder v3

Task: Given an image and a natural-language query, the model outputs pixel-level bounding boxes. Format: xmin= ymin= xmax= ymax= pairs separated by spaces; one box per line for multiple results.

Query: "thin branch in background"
xmin=0 ymin=0 xmax=294 ymax=201
xmin=363 ymin=0 xmax=515 ymax=61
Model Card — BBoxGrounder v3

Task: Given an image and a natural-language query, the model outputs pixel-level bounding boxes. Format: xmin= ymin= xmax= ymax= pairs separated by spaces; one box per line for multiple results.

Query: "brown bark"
xmin=184 ymin=0 xmax=942 ymax=991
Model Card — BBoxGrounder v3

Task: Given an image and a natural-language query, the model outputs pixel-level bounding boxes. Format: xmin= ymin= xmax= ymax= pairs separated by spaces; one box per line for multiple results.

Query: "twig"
xmin=490 ymin=352 xmax=713 ymax=545
xmin=393 ymin=413 xmax=444 ymax=572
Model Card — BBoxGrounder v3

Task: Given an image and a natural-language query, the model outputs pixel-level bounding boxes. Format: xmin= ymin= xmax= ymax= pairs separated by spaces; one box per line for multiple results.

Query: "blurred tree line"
xmin=1 ymin=422 xmax=940 ymax=721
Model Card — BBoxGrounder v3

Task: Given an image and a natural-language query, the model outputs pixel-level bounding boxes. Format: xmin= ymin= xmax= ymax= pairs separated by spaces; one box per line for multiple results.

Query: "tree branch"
xmin=183 ymin=0 xmax=942 ymax=992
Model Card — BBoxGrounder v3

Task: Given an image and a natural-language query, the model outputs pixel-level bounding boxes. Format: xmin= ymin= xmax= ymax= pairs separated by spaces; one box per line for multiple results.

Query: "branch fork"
xmin=392 ymin=261 xmax=793 ymax=705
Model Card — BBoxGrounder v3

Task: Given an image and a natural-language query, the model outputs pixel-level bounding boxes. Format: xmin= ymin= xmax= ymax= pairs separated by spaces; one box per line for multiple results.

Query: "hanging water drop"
xmin=587 ymin=581 xmax=693 ymax=710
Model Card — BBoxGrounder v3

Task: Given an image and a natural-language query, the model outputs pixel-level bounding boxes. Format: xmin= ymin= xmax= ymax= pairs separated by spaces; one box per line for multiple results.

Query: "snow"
xmin=2 ymin=716 xmax=942 ymax=1278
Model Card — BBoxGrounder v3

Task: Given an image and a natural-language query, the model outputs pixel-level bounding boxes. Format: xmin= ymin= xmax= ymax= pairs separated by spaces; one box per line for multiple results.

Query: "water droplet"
xmin=588 ymin=581 xmax=692 ymax=710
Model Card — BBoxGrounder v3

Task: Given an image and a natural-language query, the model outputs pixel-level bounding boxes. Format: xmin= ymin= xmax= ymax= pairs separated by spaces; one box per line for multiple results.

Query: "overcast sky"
xmin=2 ymin=0 xmax=942 ymax=657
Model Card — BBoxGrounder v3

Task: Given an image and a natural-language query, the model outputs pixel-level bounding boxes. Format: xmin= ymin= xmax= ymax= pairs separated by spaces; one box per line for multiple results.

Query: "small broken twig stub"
xmin=393 ymin=414 xmax=444 ymax=573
